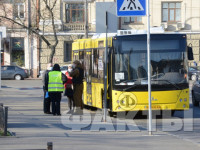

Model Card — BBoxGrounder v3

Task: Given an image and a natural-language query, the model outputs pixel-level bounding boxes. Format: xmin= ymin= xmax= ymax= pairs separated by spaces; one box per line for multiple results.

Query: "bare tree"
xmin=0 ymin=0 xmax=59 ymax=63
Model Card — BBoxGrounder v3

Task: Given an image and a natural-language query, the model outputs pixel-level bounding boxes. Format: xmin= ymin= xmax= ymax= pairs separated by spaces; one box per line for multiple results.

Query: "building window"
xmin=64 ymin=42 xmax=72 ymax=62
xmin=124 ymin=16 xmax=142 ymax=24
xmin=11 ymin=38 xmax=24 ymax=67
xmin=13 ymin=3 xmax=25 ymax=19
xmin=162 ymin=2 xmax=181 ymax=22
xmin=66 ymin=3 xmax=85 ymax=23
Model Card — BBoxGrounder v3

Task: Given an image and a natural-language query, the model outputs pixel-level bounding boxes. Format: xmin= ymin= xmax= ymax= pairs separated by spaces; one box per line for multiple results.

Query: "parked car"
xmin=188 ymin=67 xmax=200 ymax=81
xmin=192 ymin=79 xmax=200 ymax=107
xmin=1 ymin=66 xmax=29 ymax=80
xmin=60 ymin=65 xmax=69 ymax=74
xmin=39 ymin=65 xmax=69 ymax=79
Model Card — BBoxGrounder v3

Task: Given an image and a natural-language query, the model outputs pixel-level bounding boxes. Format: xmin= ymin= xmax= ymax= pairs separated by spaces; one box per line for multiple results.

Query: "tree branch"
xmin=43 ymin=0 xmax=58 ymax=48
xmin=0 ymin=15 xmax=51 ymax=46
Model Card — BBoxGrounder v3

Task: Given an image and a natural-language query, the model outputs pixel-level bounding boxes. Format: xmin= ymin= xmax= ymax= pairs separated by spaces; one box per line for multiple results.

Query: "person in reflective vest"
xmin=45 ymin=64 xmax=67 ymax=116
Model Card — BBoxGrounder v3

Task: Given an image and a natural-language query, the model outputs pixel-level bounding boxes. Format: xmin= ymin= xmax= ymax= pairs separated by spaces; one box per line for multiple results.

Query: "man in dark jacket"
xmin=42 ymin=64 xmax=53 ymax=114
xmin=45 ymin=64 xmax=67 ymax=116
xmin=70 ymin=60 xmax=84 ymax=115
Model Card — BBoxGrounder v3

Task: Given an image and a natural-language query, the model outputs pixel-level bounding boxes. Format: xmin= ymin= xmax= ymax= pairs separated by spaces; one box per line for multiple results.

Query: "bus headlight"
xmin=184 ymin=98 xmax=187 ymax=102
xmin=183 ymin=104 xmax=186 ymax=108
xmin=179 ymin=99 xmax=183 ymax=102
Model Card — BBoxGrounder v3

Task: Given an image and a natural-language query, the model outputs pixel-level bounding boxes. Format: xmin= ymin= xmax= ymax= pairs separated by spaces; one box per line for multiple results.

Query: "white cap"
xmin=47 ymin=67 xmax=53 ymax=71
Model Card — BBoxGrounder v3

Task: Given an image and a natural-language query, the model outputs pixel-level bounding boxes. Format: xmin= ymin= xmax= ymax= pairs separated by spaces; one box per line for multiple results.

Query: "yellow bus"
xmin=72 ymin=33 xmax=192 ymax=114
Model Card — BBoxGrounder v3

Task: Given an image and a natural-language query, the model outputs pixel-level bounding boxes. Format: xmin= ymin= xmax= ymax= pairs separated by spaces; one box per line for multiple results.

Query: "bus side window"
xmin=98 ymin=49 xmax=104 ymax=79
xmin=92 ymin=49 xmax=98 ymax=78
xmin=79 ymin=51 xmax=84 ymax=66
xmin=73 ymin=52 xmax=79 ymax=61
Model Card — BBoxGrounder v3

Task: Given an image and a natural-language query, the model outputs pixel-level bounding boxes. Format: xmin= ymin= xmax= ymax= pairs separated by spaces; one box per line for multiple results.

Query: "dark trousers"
xmin=43 ymin=87 xmax=51 ymax=113
xmin=68 ymin=97 xmax=75 ymax=110
xmin=73 ymin=83 xmax=83 ymax=109
xmin=65 ymin=88 xmax=74 ymax=110
xmin=49 ymin=92 xmax=62 ymax=115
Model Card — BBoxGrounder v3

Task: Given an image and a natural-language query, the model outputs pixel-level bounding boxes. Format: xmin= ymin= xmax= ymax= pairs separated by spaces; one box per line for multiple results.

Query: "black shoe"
xmin=57 ymin=113 xmax=61 ymax=116
xmin=46 ymin=112 xmax=52 ymax=114
xmin=53 ymin=114 xmax=56 ymax=116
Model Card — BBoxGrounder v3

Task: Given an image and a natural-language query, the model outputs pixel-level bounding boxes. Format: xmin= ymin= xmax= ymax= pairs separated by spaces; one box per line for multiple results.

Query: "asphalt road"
xmin=0 ymin=79 xmax=200 ymax=150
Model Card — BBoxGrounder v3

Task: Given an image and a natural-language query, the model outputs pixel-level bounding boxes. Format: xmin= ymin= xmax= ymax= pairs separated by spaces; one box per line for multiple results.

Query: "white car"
xmin=60 ymin=65 xmax=69 ymax=74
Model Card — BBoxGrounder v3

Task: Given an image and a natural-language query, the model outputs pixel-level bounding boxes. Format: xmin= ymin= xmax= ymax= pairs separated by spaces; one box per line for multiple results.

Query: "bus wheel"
xmin=192 ymin=92 xmax=199 ymax=107
xmin=172 ymin=110 xmax=175 ymax=116
xmin=83 ymin=104 xmax=90 ymax=110
xmin=109 ymin=111 xmax=116 ymax=117
xmin=90 ymin=107 xmax=97 ymax=111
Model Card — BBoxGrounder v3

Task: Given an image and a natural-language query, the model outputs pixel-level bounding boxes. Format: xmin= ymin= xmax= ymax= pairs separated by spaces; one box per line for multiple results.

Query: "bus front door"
xmin=73 ymin=51 xmax=79 ymax=61
xmin=85 ymin=51 xmax=92 ymax=106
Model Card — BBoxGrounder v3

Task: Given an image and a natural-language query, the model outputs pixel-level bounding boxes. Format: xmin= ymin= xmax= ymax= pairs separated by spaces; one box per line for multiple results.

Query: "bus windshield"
xmin=114 ymin=40 xmax=187 ymax=87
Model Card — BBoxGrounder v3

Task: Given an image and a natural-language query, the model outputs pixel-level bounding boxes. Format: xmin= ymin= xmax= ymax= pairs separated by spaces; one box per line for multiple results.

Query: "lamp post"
xmin=85 ymin=0 xmax=88 ymax=38
xmin=147 ymin=0 xmax=152 ymax=135
xmin=0 ymin=32 xmax=2 ymax=89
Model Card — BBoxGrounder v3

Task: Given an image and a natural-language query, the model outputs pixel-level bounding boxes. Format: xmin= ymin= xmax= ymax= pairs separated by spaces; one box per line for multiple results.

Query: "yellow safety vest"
xmin=48 ymin=71 xmax=64 ymax=92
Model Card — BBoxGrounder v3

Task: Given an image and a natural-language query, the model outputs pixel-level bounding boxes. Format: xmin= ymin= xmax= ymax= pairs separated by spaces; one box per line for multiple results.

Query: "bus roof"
xmin=72 ymin=37 xmax=113 ymax=51
xmin=114 ymin=33 xmax=187 ymax=41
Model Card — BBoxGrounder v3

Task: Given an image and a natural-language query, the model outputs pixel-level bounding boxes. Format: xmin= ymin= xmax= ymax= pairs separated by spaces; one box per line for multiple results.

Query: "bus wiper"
xmin=122 ymin=79 xmax=141 ymax=91
xmin=123 ymin=84 xmax=138 ymax=91
xmin=152 ymin=79 xmax=181 ymax=90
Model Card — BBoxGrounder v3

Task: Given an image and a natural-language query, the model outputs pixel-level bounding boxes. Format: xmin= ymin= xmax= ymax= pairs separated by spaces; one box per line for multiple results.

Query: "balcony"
xmin=63 ymin=23 xmax=92 ymax=31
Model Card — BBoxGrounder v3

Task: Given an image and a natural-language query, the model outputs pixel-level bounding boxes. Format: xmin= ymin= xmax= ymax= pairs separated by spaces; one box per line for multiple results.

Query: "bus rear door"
xmin=85 ymin=50 xmax=92 ymax=105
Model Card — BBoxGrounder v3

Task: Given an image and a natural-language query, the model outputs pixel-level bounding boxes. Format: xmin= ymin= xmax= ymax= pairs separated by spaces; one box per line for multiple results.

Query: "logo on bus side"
xmin=117 ymin=93 xmax=137 ymax=111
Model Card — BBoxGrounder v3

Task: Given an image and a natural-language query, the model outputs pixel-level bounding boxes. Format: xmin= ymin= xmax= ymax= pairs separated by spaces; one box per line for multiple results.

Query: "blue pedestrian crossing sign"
xmin=117 ymin=0 xmax=146 ymax=16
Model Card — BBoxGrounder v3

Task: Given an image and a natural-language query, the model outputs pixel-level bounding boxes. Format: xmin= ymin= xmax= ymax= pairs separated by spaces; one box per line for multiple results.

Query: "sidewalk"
xmin=0 ymin=80 xmax=199 ymax=150
xmin=26 ymin=77 xmax=42 ymax=80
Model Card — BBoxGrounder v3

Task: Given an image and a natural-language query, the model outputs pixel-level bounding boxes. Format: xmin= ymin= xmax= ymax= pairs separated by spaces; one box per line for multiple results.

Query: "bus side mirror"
xmin=187 ymin=46 xmax=194 ymax=60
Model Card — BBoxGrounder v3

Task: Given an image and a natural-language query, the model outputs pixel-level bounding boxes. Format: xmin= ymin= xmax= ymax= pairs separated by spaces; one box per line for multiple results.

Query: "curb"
xmin=25 ymin=78 xmax=42 ymax=80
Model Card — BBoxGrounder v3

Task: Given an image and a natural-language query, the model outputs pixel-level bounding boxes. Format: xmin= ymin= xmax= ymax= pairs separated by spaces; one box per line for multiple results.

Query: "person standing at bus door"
xmin=64 ymin=64 xmax=74 ymax=114
xmin=70 ymin=60 xmax=84 ymax=115
xmin=45 ymin=64 xmax=67 ymax=116
xmin=42 ymin=63 xmax=53 ymax=114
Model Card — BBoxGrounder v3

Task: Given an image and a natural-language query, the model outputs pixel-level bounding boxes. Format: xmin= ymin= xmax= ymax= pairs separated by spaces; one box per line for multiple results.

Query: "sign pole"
xmin=147 ymin=0 xmax=152 ymax=135
xmin=0 ymin=32 xmax=2 ymax=90
xmin=103 ymin=11 xmax=108 ymax=122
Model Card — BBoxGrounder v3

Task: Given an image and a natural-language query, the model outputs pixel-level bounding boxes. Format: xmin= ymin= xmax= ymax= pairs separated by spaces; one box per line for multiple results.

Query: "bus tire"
xmin=172 ymin=110 xmax=175 ymax=116
xmin=83 ymin=104 xmax=90 ymax=109
xmin=109 ymin=111 xmax=116 ymax=117
xmin=90 ymin=107 xmax=97 ymax=111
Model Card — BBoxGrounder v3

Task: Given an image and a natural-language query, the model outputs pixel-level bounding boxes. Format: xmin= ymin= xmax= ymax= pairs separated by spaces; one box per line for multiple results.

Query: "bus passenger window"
xmin=79 ymin=51 xmax=85 ymax=68
xmin=73 ymin=52 xmax=79 ymax=61
xmin=98 ymin=49 xmax=104 ymax=79
xmin=92 ymin=49 xmax=98 ymax=78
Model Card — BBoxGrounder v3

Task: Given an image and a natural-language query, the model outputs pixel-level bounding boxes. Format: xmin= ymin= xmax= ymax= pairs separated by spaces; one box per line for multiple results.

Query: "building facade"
xmin=39 ymin=0 xmax=97 ymax=70
xmin=39 ymin=0 xmax=200 ymax=72
xmin=1 ymin=0 xmax=200 ymax=77
xmin=0 ymin=0 xmax=39 ymax=78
